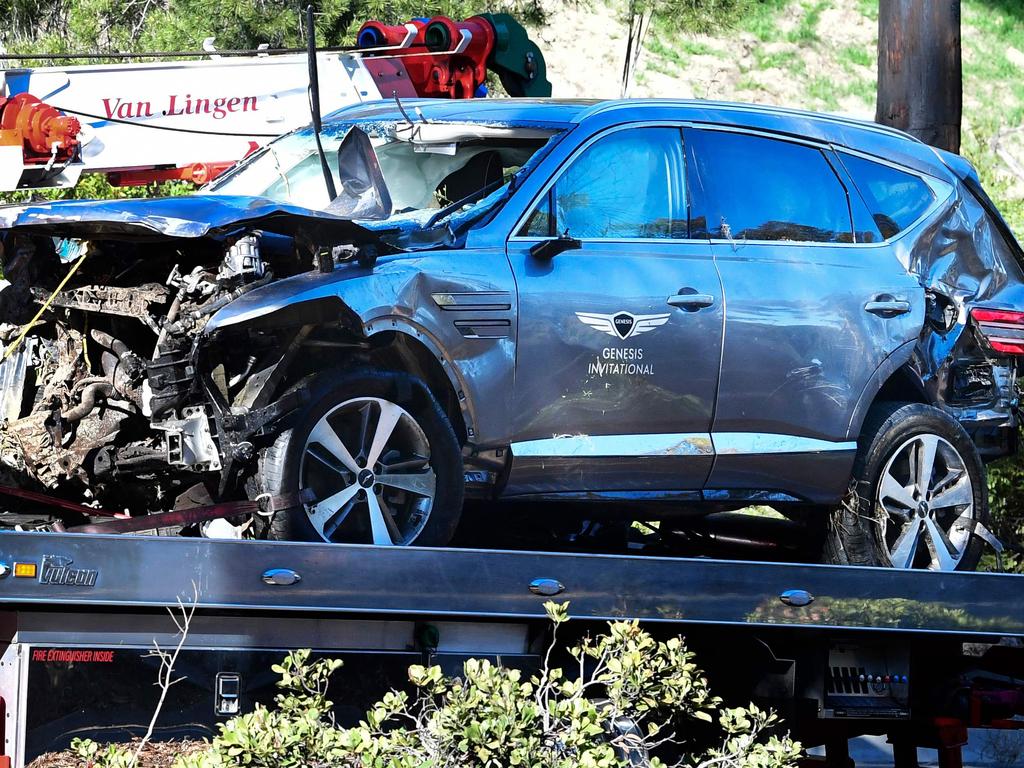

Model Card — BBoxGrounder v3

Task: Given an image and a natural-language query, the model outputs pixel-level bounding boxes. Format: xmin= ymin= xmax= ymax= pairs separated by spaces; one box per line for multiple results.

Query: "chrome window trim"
xmin=705 ymin=238 xmax=887 ymax=250
xmin=684 ymin=121 xmax=829 ymax=150
xmin=510 ymin=432 xmax=855 ymax=458
xmin=505 ymin=121 xmax=952 ymax=249
xmin=508 ymin=236 xmax=711 ymax=246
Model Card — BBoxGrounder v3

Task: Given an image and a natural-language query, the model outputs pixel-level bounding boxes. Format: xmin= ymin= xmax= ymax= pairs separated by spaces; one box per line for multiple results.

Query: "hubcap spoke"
xmin=357 ymin=403 xmax=373 ymax=457
xmin=879 ymin=470 xmax=917 ymax=513
xmin=377 ymin=494 xmax=404 ymax=542
xmin=930 ymin=475 xmax=973 ymax=510
xmin=915 ymin=435 xmax=939 ymax=495
xmin=322 ymin=499 xmax=358 ymax=540
xmin=383 ymin=455 xmax=430 ymax=473
xmin=376 ymin=471 xmax=436 ymax=499
xmin=308 ymin=420 xmax=361 ymax=475
xmin=889 ymin=518 xmax=923 ymax=569
xmin=366 ymin=492 xmax=394 ymax=546
xmin=307 ymin=483 xmax=360 ymax=537
xmin=366 ymin=401 xmax=404 ymax=467
xmin=923 ymin=516 xmax=962 ymax=571
xmin=306 ymin=445 xmax=349 ymax=477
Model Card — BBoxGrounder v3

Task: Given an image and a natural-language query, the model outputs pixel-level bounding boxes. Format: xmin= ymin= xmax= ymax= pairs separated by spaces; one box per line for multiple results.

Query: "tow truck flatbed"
xmin=0 ymin=531 xmax=1021 ymax=637
xmin=2 ymin=531 xmax=1024 ymax=767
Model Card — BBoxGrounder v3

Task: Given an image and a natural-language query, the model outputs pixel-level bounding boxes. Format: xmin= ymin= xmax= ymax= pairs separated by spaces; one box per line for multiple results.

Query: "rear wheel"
xmin=257 ymin=371 xmax=464 ymax=546
xmin=824 ymin=402 xmax=988 ymax=571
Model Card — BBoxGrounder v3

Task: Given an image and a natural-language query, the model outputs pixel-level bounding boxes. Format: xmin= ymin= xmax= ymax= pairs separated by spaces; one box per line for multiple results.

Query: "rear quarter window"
xmin=839 ymin=152 xmax=935 ymax=239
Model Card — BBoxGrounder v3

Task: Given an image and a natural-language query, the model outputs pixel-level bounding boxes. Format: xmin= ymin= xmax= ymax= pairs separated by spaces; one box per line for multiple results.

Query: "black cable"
xmin=306 ymin=5 xmax=337 ymax=201
xmin=39 ymin=106 xmax=281 ymax=137
xmin=2 ymin=45 xmax=349 ymax=61
xmin=0 ymin=43 xmax=428 ymax=61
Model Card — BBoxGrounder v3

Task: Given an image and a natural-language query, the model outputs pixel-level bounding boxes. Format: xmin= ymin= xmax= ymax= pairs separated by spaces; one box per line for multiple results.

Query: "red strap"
xmin=71 ymin=499 xmax=260 ymax=534
xmin=0 ymin=484 xmax=124 ymax=518
xmin=69 ymin=493 xmax=301 ymax=534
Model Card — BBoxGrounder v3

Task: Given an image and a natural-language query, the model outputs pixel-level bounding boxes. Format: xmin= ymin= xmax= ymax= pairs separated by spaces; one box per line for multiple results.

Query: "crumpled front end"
xmin=0 ymin=194 xmax=381 ymax=521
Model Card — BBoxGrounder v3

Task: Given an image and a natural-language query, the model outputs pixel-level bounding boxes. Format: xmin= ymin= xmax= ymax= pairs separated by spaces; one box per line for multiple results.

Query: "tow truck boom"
xmin=0 ymin=12 xmax=549 ymax=192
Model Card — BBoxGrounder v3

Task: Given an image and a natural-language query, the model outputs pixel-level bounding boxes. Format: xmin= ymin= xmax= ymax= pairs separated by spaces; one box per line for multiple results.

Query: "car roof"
xmin=325 ymin=98 xmax=598 ymax=128
xmin=325 ymin=97 xmax=953 ymax=181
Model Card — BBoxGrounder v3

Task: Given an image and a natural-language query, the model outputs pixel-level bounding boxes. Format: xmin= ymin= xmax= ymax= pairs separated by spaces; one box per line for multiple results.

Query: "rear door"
xmin=503 ymin=125 xmax=723 ymax=496
xmin=684 ymin=127 xmax=924 ymax=503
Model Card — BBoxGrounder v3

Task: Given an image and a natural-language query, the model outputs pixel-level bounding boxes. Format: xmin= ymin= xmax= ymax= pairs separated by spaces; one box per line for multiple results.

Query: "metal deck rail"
xmin=0 ymin=531 xmax=1022 ymax=637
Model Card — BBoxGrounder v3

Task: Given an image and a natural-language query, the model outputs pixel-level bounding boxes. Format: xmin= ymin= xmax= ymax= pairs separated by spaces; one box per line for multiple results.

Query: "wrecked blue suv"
xmin=0 ymin=98 xmax=1021 ymax=571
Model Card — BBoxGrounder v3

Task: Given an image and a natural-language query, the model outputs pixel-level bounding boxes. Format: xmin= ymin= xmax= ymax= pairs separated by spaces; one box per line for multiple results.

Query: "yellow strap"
xmin=4 ymin=251 xmax=88 ymax=360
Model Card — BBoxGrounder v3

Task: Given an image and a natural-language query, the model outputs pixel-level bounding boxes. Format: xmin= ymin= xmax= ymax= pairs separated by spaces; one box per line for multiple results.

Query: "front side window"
xmin=520 ymin=127 xmax=687 ymax=239
xmin=686 ymin=129 xmax=854 ymax=243
xmin=839 ymin=152 xmax=936 ymax=239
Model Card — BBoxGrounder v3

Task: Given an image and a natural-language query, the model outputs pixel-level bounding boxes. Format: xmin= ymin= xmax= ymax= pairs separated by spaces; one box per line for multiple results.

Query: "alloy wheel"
xmin=299 ymin=397 xmax=436 ymax=545
xmin=876 ymin=433 xmax=975 ymax=570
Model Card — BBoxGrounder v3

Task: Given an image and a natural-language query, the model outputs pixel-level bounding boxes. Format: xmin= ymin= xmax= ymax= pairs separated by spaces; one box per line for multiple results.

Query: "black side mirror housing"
xmin=530 ymin=234 xmax=582 ymax=260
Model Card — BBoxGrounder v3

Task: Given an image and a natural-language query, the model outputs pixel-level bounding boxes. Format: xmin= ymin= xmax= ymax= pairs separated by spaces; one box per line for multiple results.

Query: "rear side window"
xmin=839 ymin=153 xmax=935 ymax=239
xmin=686 ymin=129 xmax=854 ymax=243
xmin=519 ymin=126 xmax=687 ymax=239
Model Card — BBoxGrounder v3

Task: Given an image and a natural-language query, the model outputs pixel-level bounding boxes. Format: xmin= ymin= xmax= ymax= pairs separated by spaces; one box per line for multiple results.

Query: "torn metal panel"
xmin=896 ymin=162 xmax=1024 ymax=436
xmin=0 ymin=195 xmax=377 ymax=244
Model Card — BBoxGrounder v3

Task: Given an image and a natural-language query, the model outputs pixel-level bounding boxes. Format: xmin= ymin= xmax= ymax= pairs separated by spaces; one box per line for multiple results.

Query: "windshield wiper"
xmin=425 ymin=177 xmax=507 ymax=228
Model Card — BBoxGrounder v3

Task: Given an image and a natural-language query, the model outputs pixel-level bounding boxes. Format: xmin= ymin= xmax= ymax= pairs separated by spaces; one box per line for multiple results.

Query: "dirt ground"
xmin=537 ymin=0 xmax=877 ymax=119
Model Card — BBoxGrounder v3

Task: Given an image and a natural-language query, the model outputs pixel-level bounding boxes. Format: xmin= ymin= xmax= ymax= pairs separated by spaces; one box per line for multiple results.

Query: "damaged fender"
xmin=203 ymin=255 xmax=519 ymax=447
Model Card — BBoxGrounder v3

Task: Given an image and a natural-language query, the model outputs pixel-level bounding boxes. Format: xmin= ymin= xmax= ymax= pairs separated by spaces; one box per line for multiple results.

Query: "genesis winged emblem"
xmin=575 ymin=311 xmax=671 ymax=341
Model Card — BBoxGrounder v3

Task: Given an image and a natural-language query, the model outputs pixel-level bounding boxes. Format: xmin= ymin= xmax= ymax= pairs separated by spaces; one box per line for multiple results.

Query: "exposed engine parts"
xmin=153 ymin=406 xmax=222 ymax=471
xmin=0 ymin=229 xmax=310 ymax=516
xmin=30 ymin=283 xmax=168 ymax=322
xmin=219 ymin=234 xmax=264 ymax=282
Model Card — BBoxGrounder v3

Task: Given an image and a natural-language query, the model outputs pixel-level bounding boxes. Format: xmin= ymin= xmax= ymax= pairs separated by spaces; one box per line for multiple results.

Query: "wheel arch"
xmin=364 ymin=325 xmax=471 ymax=446
xmin=846 ymin=340 xmax=929 ymax=442
xmin=207 ymin=295 xmax=477 ymax=447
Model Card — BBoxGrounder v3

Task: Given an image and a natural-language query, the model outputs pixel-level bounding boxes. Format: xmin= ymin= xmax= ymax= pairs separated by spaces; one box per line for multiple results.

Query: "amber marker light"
xmin=13 ymin=562 xmax=37 ymax=578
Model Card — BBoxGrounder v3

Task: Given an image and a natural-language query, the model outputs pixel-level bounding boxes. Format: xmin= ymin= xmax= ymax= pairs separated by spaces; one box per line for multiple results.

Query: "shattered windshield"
xmin=205 ymin=119 xmax=559 ymax=231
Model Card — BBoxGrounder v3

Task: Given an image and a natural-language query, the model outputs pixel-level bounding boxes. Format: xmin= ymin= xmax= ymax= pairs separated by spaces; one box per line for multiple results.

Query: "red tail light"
xmin=971 ymin=307 xmax=1024 ymax=355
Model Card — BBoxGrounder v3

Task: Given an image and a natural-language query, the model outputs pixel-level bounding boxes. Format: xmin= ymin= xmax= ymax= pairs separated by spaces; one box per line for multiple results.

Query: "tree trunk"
xmin=876 ymin=0 xmax=962 ymax=153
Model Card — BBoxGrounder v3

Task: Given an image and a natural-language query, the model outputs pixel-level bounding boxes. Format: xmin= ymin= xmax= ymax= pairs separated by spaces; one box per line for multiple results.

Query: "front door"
xmin=503 ymin=125 xmax=723 ymax=496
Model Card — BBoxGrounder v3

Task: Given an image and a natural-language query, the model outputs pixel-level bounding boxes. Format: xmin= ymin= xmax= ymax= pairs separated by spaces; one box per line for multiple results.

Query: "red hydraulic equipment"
xmin=357 ymin=12 xmax=548 ymax=100
xmin=0 ymin=93 xmax=81 ymax=165
xmin=357 ymin=16 xmax=496 ymax=99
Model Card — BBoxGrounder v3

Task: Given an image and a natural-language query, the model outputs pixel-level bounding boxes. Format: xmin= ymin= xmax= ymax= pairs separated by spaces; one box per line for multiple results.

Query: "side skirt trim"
xmin=510 ymin=433 xmax=713 ymax=458
xmin=510 ymin=432 xmax=856 ymax=458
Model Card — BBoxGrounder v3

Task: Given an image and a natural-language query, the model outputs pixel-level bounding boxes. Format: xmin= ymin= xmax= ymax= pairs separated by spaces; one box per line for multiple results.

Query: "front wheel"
xmin=257 ymin=371 xmax=464 ymax=546
xmin=824 ymin=402 xmax=988 ymax=571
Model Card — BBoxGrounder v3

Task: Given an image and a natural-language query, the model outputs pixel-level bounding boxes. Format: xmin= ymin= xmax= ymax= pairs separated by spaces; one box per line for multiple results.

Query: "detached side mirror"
xmin=530 ymin=233 xmax=581 ymax=260
xmin=326 ymin=127 xmax=392 ymax=220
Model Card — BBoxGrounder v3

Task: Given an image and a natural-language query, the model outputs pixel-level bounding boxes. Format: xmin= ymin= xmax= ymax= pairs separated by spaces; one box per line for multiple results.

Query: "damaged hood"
xmin=0 ymin=195 xmax=377 ymax=244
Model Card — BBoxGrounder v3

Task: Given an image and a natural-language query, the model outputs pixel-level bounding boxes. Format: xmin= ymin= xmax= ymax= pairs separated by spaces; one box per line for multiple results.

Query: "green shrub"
xmin=74 ymin=603 xmax=802 ymax=768
xmin=178 ymin=602 xmax=801 ymax=768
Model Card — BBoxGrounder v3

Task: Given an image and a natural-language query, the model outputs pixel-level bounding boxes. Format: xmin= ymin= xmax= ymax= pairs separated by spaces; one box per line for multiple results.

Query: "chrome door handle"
xmin=667 ymin=293 xmax=714 ymax=310
xmin=864 ymin=299 xmax=911 ymax=317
